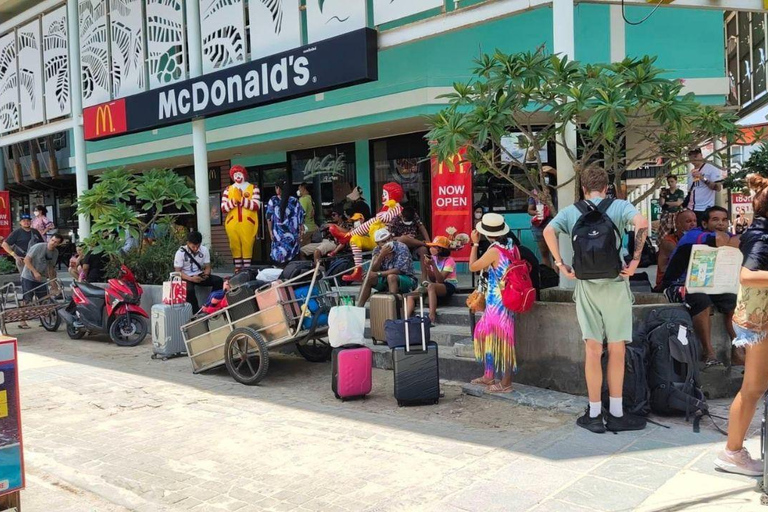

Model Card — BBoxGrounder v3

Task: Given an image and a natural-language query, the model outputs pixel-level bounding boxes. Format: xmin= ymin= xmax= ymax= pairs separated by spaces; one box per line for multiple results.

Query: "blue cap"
xmin=19 ymin=214 xmax=31 ymax=221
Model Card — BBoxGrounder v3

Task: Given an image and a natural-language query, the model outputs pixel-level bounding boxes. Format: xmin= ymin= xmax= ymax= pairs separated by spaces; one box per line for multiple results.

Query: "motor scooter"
xmin=59 ymin=265 xmax=149 ymax=346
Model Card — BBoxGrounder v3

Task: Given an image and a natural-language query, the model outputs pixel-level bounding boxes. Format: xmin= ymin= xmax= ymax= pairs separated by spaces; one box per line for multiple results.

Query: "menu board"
xmin=0 ymin=337 xmax=23 ymax=496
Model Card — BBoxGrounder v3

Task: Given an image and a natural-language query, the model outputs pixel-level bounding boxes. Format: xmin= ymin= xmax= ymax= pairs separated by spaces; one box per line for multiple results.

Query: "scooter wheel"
xmin=110 ymin=316 xmax=148 ymax=347
xmin=66 ymin=323 xmax=85 ymax=340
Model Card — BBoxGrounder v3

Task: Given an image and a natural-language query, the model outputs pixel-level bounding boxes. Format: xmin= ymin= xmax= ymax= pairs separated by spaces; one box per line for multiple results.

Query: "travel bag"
xmin=256 ymin=280 xmax=299 ymax=326
xmin=226 ymin=283 xmax=259 ymax=321
xmin=369 ymin=293 xmax=400 ymax=345
xmin=392 ymin=295 xmax=440 ymax=406
xmin=151 ymin=303 xmax=193 ymax=359
xmin=384 ymin=309 xmax=431 ymax=349
xmin=331 ymin=344 xmax=373 ymax=401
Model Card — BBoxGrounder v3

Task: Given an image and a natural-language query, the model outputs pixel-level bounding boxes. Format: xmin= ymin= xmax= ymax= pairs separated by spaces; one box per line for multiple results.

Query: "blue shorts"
xmin=733 ymin=324 xmax=767 ymax=348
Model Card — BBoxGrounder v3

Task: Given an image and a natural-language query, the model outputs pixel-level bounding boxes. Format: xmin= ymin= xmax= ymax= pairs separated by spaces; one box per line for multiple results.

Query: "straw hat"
xmin=476 ymin=213 xmax=510 ymax=237
xmin=426 ymin=236 xmax=451 ymax=249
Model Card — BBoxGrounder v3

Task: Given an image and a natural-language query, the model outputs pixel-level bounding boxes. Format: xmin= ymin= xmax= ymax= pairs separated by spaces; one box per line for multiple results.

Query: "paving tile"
xmin=622 ymin=438 xmax=711 ymax=468
xmin=448 ymin=480 xmax=547 ymax=512
xmin=589 ymin=457 xmax=682 ymax=491
xmin=554 ymin=476 xmax=653 ymax=512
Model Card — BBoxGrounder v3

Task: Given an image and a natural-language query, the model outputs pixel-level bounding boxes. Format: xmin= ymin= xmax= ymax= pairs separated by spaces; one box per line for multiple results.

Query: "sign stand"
xmin=0 ymin=490 xmax=20 ymax=511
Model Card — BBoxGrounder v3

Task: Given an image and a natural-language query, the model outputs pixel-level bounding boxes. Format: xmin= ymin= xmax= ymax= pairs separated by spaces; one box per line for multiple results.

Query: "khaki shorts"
xmin=300 ymin=239 xmax=336 ymax=257
xmin=573 ymin=279 xmax=634 ymax=343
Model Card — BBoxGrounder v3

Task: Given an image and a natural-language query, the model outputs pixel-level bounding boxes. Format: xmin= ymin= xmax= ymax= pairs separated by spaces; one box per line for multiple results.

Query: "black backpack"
xmin=571 ymin=199 xmax=622 ymax=280
xmin=280 ymin=260 xmax=315 ymax=282
xmin=601 ymin=341 xmax=651 ymax=417
xmin=645 ymin=308 xmax=713 ymax=430
xmin=326 ymin=255 xmax=354 ymax=279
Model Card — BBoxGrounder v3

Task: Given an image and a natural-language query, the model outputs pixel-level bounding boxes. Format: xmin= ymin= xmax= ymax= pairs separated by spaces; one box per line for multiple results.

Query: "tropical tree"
xmin=427 ymin=50 xmax=742 ymax=212
xmin=76 ymin=168 xmax=197 ymax=260
xmin=723 ymin=139 xmax=768 ymax=192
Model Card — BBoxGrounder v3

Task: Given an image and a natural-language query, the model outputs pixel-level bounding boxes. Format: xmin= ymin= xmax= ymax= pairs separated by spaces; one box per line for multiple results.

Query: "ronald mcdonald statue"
xmin=221 ymin=165 xmax=261 ymax=271
xmin=329 ymin=182 xmax=404 ymax=282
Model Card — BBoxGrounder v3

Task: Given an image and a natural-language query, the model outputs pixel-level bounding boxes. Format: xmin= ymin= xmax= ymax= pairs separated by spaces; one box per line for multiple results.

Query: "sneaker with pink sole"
xmin=714 ymin=448 xmax=763 ymax=477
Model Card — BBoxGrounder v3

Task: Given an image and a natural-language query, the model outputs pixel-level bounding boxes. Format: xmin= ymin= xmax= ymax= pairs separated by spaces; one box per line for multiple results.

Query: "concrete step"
xmin=364 ymin=319 xmax=472 ymax=347
xmin=362 ymin=339 xmax=480 ymax=383
xmin=363 ymin=305 xmax=476 ymax=327
xmin=338 ymin=285 xmax=472 ymax=309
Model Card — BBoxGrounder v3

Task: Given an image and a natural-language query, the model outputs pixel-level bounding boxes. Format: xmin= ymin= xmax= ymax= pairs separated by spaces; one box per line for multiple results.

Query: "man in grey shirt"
xmin=19 ymin=234 xmax=63 ymax=328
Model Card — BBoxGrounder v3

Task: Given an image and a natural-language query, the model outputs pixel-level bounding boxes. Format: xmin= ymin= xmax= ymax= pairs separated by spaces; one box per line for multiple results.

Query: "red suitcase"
xmin=332 ymin=345 xmax=372 ymax=401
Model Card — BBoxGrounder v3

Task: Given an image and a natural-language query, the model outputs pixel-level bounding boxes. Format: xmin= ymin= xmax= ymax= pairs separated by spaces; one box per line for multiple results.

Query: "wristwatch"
xmin=702 ymin=177 xmax=710 ymax=185
xmin=554 ymin=260 xmax=563 ymax=267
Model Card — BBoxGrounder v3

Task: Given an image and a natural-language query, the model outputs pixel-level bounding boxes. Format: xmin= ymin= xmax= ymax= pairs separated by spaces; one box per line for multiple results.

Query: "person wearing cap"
xmin=221 ymin=165 xmax=261 ymax=272
xmin=2 ymin=214 xmax=44 ymax=275
xmin=688 ymin=147 xmax=723 ymax=226
xmin=345 ymin=186 xmax=371 ymax=221
xmin=266 ymin=179 xmax=305 ymax=264
xmin=300 ymin=208 xmax=349 ymax=262
xmin=469 ymin=213 xmax=517 ymax=394
xmin=356 ymin=228 xmax=417 ymax=307
xmin=406 ymin=236 xmax=458 ymax=325
xmin=543 ymin=164 xmax=648 ymax=434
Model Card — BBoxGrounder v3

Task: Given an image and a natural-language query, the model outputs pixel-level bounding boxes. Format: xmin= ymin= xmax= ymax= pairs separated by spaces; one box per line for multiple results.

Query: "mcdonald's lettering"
xmin=83 ymin=99 xmax=127 ymax=140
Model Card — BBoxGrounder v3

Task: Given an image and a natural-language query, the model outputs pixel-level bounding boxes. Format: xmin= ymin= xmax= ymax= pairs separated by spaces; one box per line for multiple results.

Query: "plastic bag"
xmin=328 ymin=306 xmax=366 ymax=348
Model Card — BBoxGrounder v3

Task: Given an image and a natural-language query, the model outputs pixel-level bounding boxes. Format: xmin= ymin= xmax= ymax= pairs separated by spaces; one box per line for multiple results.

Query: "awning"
xmin=738 ymin=123 xmax=768 ymax=145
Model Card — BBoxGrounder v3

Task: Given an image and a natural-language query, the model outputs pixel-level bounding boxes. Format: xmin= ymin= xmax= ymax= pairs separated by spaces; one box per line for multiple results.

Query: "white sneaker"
xmin=715 ymin=448 xmax=763 ymax=477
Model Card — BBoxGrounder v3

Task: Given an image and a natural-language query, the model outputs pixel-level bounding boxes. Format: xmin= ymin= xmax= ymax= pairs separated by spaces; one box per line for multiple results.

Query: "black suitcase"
xmin=392 ymin=295 xmax=440 ymax=406
xmin=226 ymin=283 xmax=259 ymax=321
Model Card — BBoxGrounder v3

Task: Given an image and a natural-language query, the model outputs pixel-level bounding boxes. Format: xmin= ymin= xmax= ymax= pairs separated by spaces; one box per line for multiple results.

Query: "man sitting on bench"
xmin=356 ymin=228 xmax=417 ymax=307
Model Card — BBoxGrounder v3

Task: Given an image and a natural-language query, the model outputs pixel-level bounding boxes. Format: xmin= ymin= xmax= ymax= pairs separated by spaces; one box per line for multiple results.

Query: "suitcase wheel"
xmin=397 ymin=401 xmax=403 ymax=407
xmin=761 ymin=494 xmax=768 ymax=506
xmin=150 ymin=354 xmax=157 ymax=360
xmin=334 ymin=393 xmax=341 ymax=400
xmin=433 ymin=399 xmax=439 ymax=405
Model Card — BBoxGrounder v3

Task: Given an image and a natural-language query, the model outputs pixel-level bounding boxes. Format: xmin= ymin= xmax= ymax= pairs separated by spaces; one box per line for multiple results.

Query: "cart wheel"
xmin=296 ymin=337 xmax=332 ymax=363
xmin=66 ymin=323 xmax=85 ymax=340
xmin=40 ymin=308 xmax=61 ymax=332
xmin=225 ymin=327 xmax=269 ymax=385
xmin=761 ymin=494 xmax=768 ymax=506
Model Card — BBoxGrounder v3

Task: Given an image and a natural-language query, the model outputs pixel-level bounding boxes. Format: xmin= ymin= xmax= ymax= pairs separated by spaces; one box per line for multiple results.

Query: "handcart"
xmin=182 ymin=261 xmax=350 ymax=385
xmin=0 ymin=279 xmax=67 ymax=335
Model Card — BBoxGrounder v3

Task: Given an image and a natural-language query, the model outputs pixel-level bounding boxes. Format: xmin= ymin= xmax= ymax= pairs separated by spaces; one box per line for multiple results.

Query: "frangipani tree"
xmin=427 ymin=50 xmax=742 ymax=212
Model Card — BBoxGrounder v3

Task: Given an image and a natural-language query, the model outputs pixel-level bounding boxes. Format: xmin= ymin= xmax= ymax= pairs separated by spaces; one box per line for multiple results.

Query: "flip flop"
xmin=705 ymin=359 xmax=724 ymax=369
xmin=486 ymin=383 xmax=513 ymax=394
xmin=18 ymin=324 xmax=30 ymax=330
xmin=470 ymin=377 xmax=495 ymax=385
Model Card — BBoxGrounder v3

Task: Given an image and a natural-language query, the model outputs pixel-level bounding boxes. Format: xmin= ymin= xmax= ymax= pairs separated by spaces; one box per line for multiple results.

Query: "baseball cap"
xmin=374 ymin=228 xmax=392 ymax=243
xmin=19 ymin=213 xmax=31 ymax=221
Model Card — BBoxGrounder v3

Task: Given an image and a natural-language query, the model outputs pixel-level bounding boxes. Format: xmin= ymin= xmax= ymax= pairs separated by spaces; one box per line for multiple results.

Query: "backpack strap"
xmin=596 ymin=197 xmax=615 ymax=214
xmin=574 ymin=200 xmax=593 ymax=215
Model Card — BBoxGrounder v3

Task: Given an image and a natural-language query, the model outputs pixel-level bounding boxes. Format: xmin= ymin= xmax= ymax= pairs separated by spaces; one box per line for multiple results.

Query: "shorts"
xmin=573 ymin=279 xmax=634 ymax=342
xmin=21 ymin=277 xmax=46 ymax=303
xmin=444 ymin=282 xmax=456 ymax=296
xmin=373 ymin=274 xmax=417 ymax=294
xmin=531 ymin=225 xmax=545 ymax=242
xmin=733 ymin=323 xmax=766 ymax=348
xmin=684 ymin=292 xmax=736 ymax=317
xmin=300 ymin=239 xmax=336 ymax=257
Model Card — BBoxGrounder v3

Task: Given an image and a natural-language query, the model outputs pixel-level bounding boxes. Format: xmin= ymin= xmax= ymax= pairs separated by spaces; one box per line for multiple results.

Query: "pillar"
xmin=713 ymin=138 xmax=728 ymax=209
xmin=609 ymin=5 xmax=625 ymax=63
xmin=185 ymin=0 xmax=211 ymax=246
xmin=0 ymin=146 xmax=5 ymax=191
xmin=553 ymin=0 xmax=577 ymax=287
xmin=68 ymin=0 xmax=90 ymax=240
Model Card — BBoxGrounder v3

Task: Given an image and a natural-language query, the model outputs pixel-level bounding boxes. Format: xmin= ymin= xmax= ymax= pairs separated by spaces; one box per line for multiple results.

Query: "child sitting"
xmin=406 ymin=236 xmax=458 ymax=325
xmin=200 ymin=279 xmax=230 ymax=315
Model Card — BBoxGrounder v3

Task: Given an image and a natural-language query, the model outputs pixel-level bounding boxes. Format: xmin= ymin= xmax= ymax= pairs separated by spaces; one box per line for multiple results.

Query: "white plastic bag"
xmin=256 ymin=268 xmax=283 ymax=283
xmin=328 ymin=306 xmax=366 ymax=348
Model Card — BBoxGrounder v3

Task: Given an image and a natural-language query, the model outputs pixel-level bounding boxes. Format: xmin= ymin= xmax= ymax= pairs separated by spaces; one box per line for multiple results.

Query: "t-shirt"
xmin=389 ymin=213 xmax=424 ymax=238
xmin=662 ymin=228 xmax=718 ymax=287
xmin=372 ymin=241 xmax=414 ymax=277
xmin=173 ymin=245 xmax=211 ymax=277
xmin=299 ymin=195 xmax=317 ymax=232
xmin=687 ymin=163 xmax=721 ymax=212
xmin=661 ymin=188 xmax=685 ymax=213
xmin=84 ymin=252 xmax=109 ymax=283
xmin=433 ymin=256 xmax=458 ymax=285
xmin=348 ymin=200 xmax=372 ymax=221
xmin=548 ymin=197 xmax=639 ymax=282
xmin=5 ymin=228 xmax=43 ymax=257
xmin=21 ymin=242 xmax=57 ymax=281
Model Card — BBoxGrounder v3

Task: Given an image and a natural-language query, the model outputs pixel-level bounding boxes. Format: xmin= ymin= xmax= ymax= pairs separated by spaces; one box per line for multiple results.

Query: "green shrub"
xmin=0 ymin=256 xmax=16 ymax=275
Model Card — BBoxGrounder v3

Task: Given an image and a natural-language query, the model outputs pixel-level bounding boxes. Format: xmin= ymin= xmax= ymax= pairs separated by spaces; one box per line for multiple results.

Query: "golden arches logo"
xmin=95 ymin=105 xmax=115 ymax=135
xmin=0 ymin=197 xmax=6 ymax=210
xmin=437 ymin=155 xmax=468 ymax=175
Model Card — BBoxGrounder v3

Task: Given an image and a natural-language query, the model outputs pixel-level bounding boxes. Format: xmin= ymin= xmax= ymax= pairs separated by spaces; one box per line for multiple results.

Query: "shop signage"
xmin=0 ymin=337 xmax=24 ymax=497
xmin=83 ymin=28 xmax=378 ymax=141
xmin=431 ymin=148 xmax=473 ymax=262
xmin=0 ymin=192 xmax=11 ymax=241
xmin=732 ymin=192 xmax=753 ymax=217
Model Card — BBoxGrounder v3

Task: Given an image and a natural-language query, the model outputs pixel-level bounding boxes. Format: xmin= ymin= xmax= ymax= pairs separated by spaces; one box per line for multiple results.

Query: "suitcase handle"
xmin=403 ymin=294 xmax=427 ymax=353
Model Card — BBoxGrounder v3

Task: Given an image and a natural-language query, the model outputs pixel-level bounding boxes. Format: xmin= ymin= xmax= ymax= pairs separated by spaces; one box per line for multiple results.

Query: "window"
xmin=726 ymin=11 xmax=768 ymax=109
xmin=370 ymin=133 xmax=430 ymax=229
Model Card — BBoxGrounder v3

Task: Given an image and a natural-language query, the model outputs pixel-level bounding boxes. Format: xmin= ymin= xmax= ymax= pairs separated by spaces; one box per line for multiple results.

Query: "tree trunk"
xmin=45 ymin=135 xmax=58 ymax=178
xmin=12 ymin=144 xmax=22 ymax=184
xmin=29 ymin=139 xmax=40 ymax=181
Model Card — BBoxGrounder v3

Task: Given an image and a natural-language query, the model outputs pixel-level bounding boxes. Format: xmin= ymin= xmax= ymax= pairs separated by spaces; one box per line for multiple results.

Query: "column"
xmin=553 ymin=0 xmax=577 ymax=288
xmin=0 ymin=146 xmax=5 ymax=191
xmin=609 ymin=5 xmax=626 ymax=63
xmin=185 ymin=0 xmax=211 ymax=246
xmin=68 ymin=0 xmax=90 ymax=240
xmin=713 ymin=138 xmax=728 ymax=208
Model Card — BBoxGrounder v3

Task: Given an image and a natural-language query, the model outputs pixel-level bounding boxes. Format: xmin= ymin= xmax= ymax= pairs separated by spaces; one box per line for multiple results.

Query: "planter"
xmin=139 ymin=283 xmax=210 ymax=314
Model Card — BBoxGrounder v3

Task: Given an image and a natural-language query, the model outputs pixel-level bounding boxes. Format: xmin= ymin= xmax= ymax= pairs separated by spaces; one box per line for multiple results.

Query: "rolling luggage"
xmin=226 ymin=282 xmax=259 ymax=321
xmin=332 ymin=344 xmax=372 ymax=401
xmin=256 ymin=280 xmax=299 ymax=326
xmin=369 ymin=293 xmax=400 ymax=345
xmin=392 ymin=295 xmax=440 ymax=406
xmin=151 ymin=303 xmax=193 ymax=359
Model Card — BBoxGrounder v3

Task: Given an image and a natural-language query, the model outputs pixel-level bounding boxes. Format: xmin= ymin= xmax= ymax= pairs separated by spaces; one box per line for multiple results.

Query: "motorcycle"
xmin=59 ymin=265 xmax=149 ymax=346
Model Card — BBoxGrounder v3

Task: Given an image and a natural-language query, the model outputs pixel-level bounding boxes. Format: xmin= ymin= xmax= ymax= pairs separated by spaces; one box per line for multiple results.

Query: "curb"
xmin=461 ymin=382 xmax=584 ymax=416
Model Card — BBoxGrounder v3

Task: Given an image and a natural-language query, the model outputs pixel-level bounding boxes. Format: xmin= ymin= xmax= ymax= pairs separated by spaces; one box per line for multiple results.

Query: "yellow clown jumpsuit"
xmin=222 ymin=183 xmax=260 ymax=267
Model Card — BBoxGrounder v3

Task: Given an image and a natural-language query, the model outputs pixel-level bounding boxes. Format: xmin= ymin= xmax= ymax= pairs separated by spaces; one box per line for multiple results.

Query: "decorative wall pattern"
xmin=0 ymin=33 xmax=19 ymax=134
xmin=110 ymin=0 xmax=146 ymax=98
xmin=146 ymin=0 xmax=186 ymax=88
xmin=17 ymin=20 xmax=45 ymax=127
xmin=248 ymin=0 xmax=301 ymax=60
xmin=200 ymin=0 xmax=246 ymax=73
xmin=373 ymin=0 xmax=442 ymax=25
xmin=79 ymin=0 xmax=111 ymax=107
xmin=306 ymin=0 xmax=367 ymax=44
xmin=42 ymin=6 xmax=71 ymax=120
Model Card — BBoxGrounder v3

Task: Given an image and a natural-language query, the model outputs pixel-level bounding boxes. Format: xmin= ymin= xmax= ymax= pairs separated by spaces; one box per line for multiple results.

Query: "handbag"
xmin=328 ymin=305 xmax=366 ymax=348
xmin=467 ymin=273 xmax=487 ymax=313
xmin=162 ymin=273 xmax=186 ymax=305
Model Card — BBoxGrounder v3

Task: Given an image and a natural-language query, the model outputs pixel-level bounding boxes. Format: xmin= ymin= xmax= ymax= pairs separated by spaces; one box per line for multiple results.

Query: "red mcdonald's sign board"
xmin=83 ymin=99 xmax=128 ymax=141
xmin=0 ymin=191 xmax=11 ymax=241
xmin=431 ymin=148 xmax=473 ymax=262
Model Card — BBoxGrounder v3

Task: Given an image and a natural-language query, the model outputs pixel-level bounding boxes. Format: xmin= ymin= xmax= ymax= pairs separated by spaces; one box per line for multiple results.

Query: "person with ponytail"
xmin=716 ymin=173 xmax=768 ymax=476
xmin=266 ymin=179 xmax=305 ymax=264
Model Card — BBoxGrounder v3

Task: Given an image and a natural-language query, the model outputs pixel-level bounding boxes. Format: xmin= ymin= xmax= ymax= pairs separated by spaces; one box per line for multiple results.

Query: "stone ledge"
xmin=461 ymin=382 xmax=584 ymax=416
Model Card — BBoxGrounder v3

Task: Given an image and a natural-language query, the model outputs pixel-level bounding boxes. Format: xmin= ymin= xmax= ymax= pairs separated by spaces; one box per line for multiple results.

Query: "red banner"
xmin=83 ymin=99 xmax=128 ymax=140
xmin=431 ymin=149 xmax=473 ymax=262
xmin=0 ymin=191 xmax=11 ymax=241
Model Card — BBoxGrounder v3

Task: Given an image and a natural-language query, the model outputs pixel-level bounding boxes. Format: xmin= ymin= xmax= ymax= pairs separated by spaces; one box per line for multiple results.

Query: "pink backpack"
xmin=497 ymin=245 xmax=536 ymax=314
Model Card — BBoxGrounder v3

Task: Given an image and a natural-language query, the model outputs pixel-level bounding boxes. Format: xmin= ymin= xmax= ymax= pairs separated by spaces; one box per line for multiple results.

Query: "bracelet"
xmin=471 ymin=243 xmax=479 ymax=247
xmin=555 ymin=260 xmax=563 ymax=267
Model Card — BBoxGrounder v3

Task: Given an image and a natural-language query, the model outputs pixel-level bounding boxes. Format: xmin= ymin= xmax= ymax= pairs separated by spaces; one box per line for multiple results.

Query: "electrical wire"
xmin=621 ymin=0 xmax=666 ymax=26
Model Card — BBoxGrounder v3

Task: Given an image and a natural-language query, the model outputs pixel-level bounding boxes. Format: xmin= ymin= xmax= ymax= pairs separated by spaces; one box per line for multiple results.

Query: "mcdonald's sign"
xmin=0 ymin=191 xmax=11 ymax=241
xmin=431 ymin=147 xmax=473 ymax=262
xmin=83 ymin=99 xmax=127 ymax=140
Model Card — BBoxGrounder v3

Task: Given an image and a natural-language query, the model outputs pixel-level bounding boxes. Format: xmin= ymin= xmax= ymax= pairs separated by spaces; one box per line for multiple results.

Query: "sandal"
xmin=470 ymin=377 xmax=495 ymax=386
xmin=486 ymin=382 xmax=513 ymax=394
xmin=705 ymin=359 xmax=723 ymax=369
xmin=18 ymin=324 xmax=30 ymax=330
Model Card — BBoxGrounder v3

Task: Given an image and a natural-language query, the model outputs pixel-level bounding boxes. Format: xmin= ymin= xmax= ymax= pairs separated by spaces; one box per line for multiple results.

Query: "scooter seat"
xmin=77 ymin=282 xmax=105 ymax=297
